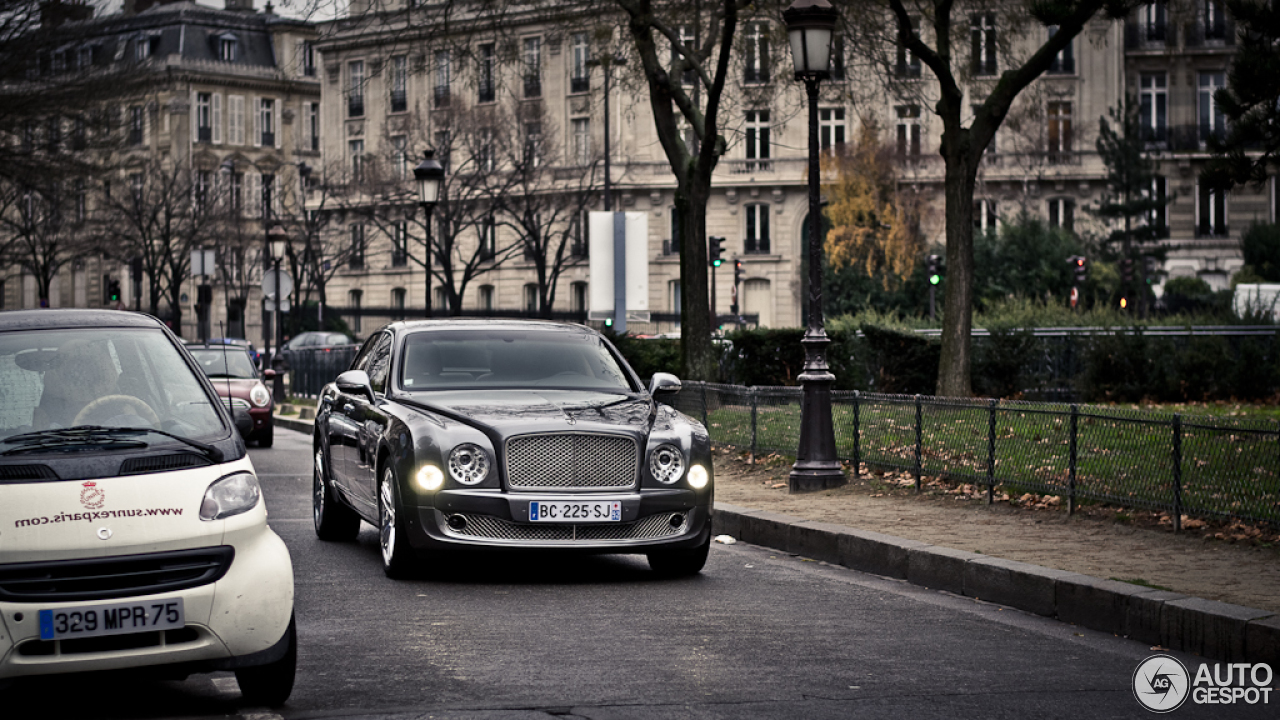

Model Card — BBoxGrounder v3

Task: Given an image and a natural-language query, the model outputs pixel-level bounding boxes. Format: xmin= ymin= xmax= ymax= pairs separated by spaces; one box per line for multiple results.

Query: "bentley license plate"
xmin=529 ymin=500 xmax=621 ymax=523
xmin=39 ymin=598 xmax=184 ymax=641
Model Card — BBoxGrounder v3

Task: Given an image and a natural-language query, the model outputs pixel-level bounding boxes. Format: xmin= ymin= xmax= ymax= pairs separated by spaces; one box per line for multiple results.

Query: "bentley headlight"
xmin=416 ymin=464 xmax=444 ymax=491
xmin=249 ymin=383 xmax=271 ymax=407
xmin=649 ymin=444 xmax=685 ymax=484
xmin=200 ymin=472 xmax=261 ymax=521
xmin=687 ymin=464 xmax=709 ymax=489
xmin=448 ymin=444 xmax=490 ymax=485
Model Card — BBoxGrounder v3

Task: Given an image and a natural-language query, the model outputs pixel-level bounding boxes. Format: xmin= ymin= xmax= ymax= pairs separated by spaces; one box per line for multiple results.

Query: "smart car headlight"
xmin=649 ymin=444 xmax=685 ymax=484
xmin=448 ymin=444 xmax=490 ymax=485
xmin=249 ymin=383 xmax=271 ymax=407
xmin=200 ymin=472 xmax=261 ymax=521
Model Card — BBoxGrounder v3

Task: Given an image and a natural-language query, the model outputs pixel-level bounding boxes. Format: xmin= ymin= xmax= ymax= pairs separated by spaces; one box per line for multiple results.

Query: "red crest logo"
xmin=80 ymin=481 xmax=105 ymax=510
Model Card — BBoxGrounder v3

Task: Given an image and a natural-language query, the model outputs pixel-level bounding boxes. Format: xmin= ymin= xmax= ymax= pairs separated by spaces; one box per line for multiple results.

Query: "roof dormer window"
xmin=214 ymin=33 xmax=238 ymax=62
xmin=135 ymin=34 xmax=160 ymax=61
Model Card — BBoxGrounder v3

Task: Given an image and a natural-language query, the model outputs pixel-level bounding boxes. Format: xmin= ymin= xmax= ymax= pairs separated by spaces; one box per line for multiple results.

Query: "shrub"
xmin=605 ymin=332 xmax=681 ymax=382
xmin=860 ymin=324 xmax=939 ymax=394
xmin=1241 ymin=223 xmax=1280 ymax=282
xmin=972 ymin=326 xmax=1039 ymax=398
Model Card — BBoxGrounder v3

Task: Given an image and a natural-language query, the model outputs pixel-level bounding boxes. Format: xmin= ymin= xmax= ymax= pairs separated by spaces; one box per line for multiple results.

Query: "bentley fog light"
xmin=448 ymin=444 xmax=489 ymax=485
xmin=687 ymin=464 xmax=709 ymax=489
xmin=650 ymin=444 xmax=685 ymax=484
xmin=200 ymin=472 xmax=261 ymax=521
xmin=416 ymin=464 xmax=445 ymax=491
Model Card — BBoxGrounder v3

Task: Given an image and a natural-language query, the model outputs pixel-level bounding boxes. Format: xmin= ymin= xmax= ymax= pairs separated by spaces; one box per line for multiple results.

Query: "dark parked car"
xmin=311 ymin=319 xmax=714 ymax=578
xmin=279 ymin=331 xmax=354 ymax=367
xmin=187 ymin=344 xmax=276 ymax=447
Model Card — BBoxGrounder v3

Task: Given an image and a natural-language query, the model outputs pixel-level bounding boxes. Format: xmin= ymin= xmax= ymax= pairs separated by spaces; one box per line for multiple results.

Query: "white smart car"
xmin=0 ymin=310 xmax=294 ymax=706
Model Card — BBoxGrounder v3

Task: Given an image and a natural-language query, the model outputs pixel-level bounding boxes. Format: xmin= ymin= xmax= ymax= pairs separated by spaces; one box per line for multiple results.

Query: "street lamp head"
xmin=783 ymin=0 xmax=839 ymax=80
xmin=268 ymin=224 xmax=289 ymax=259
xmin=413 ymin=149 xmax=445 ymax=209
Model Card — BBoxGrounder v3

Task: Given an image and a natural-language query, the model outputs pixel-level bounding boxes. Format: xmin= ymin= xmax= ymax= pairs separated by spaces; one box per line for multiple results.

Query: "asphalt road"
xmin=4 ymin=427 xmax=1268 ymax=720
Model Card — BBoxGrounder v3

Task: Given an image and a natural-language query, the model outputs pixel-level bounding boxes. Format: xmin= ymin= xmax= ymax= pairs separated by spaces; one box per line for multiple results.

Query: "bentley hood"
xmin=401 ymin=390 xmax=655 ymax=439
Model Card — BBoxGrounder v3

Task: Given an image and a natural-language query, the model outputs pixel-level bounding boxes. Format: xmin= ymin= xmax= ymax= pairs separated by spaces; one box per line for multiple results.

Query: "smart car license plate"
xmin=529 ymin=500 xmax=621 ymax=523
xmin=39 ymin=598 xmax=184 ymax=641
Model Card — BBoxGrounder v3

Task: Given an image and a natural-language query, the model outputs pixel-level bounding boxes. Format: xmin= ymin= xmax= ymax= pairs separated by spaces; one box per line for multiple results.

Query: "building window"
xmin=523 ymin=122 xmax=542 ymax=168
xmin=478 ymin=43 xmax=496 ymax=103
xmin=1147 ymin=176 xmax=1169 ymax=236
xmin=348 ymin=60 xmax=364 ymax=118
xmin=830 ymin=34 xmax=846 ymax=81
xmin=350 ymin=224 xmax=365 ymax=269
xmin=523 ymin=37 xmax=542 ymax=98
xmin=524 ymin=284 xmax=539 ymax=314
xmin=195 ymin=170 xmax=211 ymax=210
xmin=745 ymin=110 xmax=771 ymax=170
xmin=136 ymin=35 xmax=158 ymax=61
xmin=260 ymin=173 xmax=275 ymax=219
xmin=391 ymin=288 xmax=406 ymax=320
xmin=74 ymin=179 xmax=86 ymax=222
xmin=349 ymin=290 xmax=362 ymax=333
xmin=476 ymin=128 xmax=495 ymax=173
xmin=896 ymin=105 xmax=921 ymax=161
xmin=434 ymin=50 xmax=451 ymax=107
xmin=571 ymin=32 xmax=590 ymax=93
xmin=390 ymin=55 xmax=407 ymax=113
xmin=258 ymin=98 xmax=275 ymax=147
xmin=1199 ymin=71 xmax=1226 ymax=145
xmin=819 ymin=108 xmax=845 ymax=151
xmin=1140 ymin=73 xmax=1167 ymax=144
xmin=677 ymin=25 xmax=696 ymax=85
xmin=570 ymin=211 xmax=588 ymax=257
xmin=218 ymin=37 xmax=236 ymax=62
xmin=306 ymin=102 xmax=320 ymax=151
xmin=971 ymin=13 xmax=997 ymax=76
xmin=301 ymin=41 xmax=315 ymax=76
xmin=666 ymin=208 xmax=681 ymax=255
xmin=1197 ymin=180 xmax=1227 ymax=237
xmin=1047 ymin=101 xmax=1073 ymax=162
xmin=479 ymin=285 xmax=494 ymax=312
xmin=745 ymin=203 xmax=770 ymax=254
xmin=391 ymin=135 xmax=408 ymax=180
xmin=229 ymin=172 xmax=242 ymax=214
xmin=572 ymin=118 xmax=591 ymax=166
xmin=435 ymin=287 xmax=449 ymax=313
xmin=435 ymin=130 xmax=452 ymax=173
xmin=228 ymin=95 xmax=245 ymax=145
xmin=974 ymin=199 xmax=998 ymax=234
xmin=668 ymin=279 xmax=681 ymax=314
xmin=350 ymin=139 xmax=364 ymax=182
xmin=196 ymin=93 xmax=212 ymax=142
xmin=128 ymin=105 xmax=144 ymax=146
xmin=1202 ymin=0 xmax=1228 ymax=40
xmin=570 ymin=282 xmax=587 ymax=313
xmin=1047 ymin=26 xmax=1075 ymax=74
xmin=76 ymin=45 xmax=93 ymax=70
xmin=1048 ymin=198 xmax=1075 ymax=232
xmin=744 ymin=22 xmax=769 ymax=84
xmin=479 ymin=215 xmax=496 ymax=260
xmin=897 ymin=17 xmax=921 ymax=77
xmin=391 ymin=221 xmax=408 ymax=266
xmin=1143 ymin=2 xmax=1168 ymax=42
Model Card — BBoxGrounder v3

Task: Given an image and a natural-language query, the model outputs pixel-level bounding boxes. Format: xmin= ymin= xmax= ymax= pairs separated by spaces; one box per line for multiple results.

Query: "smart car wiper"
xmin=2 ymin=426 xmax=224 ymax=462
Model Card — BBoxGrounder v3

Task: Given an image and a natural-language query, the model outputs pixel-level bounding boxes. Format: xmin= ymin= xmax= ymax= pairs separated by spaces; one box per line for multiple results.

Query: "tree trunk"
xmin=936 ymin=150 xmax=977 ymax=397
xmin=169 ymin=279 xmax=184 ymax=339
xmin=677 ymin=182 xmax=717 ymax=380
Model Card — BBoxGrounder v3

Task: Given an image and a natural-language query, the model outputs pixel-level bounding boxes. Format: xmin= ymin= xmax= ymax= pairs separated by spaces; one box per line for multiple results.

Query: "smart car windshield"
xmin=189 ymin=348 xmax=259 ymax=379
xmin=398 ymin=329 xmax=636 ymax=393
xmin=0 ymin=328 xmax=226 ymax=445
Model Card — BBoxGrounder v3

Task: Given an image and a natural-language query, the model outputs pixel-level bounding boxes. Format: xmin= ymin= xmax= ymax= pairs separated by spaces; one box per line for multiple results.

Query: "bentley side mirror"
xmin=649 ymin=372 xmax=682 ymax=397
xmin=335 ymin=369 xmax=374 ymax=401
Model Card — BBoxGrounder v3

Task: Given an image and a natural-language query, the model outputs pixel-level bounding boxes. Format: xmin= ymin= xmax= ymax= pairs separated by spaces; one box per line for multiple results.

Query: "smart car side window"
xmin=367 ymin=333 xmax=394 ymax=395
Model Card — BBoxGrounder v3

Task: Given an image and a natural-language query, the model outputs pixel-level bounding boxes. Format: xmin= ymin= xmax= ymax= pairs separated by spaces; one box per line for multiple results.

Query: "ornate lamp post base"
xmin=789 ymin=332 xmax=846 ymax=492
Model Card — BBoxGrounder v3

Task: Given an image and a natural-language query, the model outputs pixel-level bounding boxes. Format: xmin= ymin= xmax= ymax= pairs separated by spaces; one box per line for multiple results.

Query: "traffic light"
xmin=927 ymin=254 xmax=942 ymax=285
xmin=1144 ymin=256 xmax=1160 ymax=285
xmin=108 ymin=279 xmax=121 ymax=303
xmin=734 ymin=259 xmax=744 ymax=285
xmin=1068 ymin=255 xmax=1088 ymax=285
xmin=1121 ymin=257 xmax=1134 ymax=285
xmin=708 ymin=236 xmax=724 ymax=267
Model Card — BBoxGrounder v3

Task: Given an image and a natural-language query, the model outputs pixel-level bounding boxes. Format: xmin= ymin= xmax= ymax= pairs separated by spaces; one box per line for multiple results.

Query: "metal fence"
xmin=286 ymin=345 xmax=359 ymax=397
xmin=670 ymin=382 xmax=1280 ymax=530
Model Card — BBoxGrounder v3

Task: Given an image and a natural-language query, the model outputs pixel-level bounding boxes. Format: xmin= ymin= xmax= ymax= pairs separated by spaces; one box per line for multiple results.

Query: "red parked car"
xmin=187 ymin=344 xmax=277 ymax=447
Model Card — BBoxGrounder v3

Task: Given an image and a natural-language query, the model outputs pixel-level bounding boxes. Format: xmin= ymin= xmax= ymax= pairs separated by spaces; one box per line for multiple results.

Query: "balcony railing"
xmin=729 ymin=159 xmax=773 ymax=174
xmin=197 ymin=126 xmax=212 ymax=143
xmin=523 ymin=76 xmax=541 ymax=98
xmin=1124 ymin=21 xmax=1176 ymax=50
xmin=570 ymin=76 xmax=589 ymax=94
xmin=389 ymin=90 xmax=407 ymax=113
xmin=391 ymin=251 xmax=407 ymax=267
xmin=260 ymin=132 xmax=274 ymax=147
xmin=1185 ymin=18 xmax=1235 ymax=47
xmin=1196 ymin=223 xmax=1230 ymax=239
xmin=434 ymin=86 xmax=450 ymax=108
xmin=478 ymin=82 xmax=495 ymax=104
xmin=347 ymin=97 xmax=364 ymax=118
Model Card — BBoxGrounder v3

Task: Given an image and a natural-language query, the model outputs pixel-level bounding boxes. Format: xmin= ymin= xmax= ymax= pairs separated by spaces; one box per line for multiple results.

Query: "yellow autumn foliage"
xmin=821 ymin=120 xmax=923 ymax=286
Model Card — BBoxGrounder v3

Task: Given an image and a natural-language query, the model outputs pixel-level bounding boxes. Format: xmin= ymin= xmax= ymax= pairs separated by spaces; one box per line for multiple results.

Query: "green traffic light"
xmin=929 ymin=274 xmax=941 ymax=285
xmin=604 ymin=317 xmax=613 ymax=327
xmin=712 ymin=259 xmax=722 ymax=267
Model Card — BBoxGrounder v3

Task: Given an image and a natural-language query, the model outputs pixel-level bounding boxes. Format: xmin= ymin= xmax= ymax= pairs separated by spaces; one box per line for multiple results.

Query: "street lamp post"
xmin=298 ymin=162 xmax=319 ymax=327
xmin=267 ymin=224 xmax=289 ymax=403
xmin=588 ymin=54 xmax=626 ymax=211
xmin=784 ymin=0 xmax=845 ymax=492
xmin=413 ymin=149 xmax=445 ymax=318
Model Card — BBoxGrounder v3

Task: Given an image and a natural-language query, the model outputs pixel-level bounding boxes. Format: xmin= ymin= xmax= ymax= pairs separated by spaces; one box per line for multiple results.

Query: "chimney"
xmin=225 ymin=0 xmax=255 ymax=11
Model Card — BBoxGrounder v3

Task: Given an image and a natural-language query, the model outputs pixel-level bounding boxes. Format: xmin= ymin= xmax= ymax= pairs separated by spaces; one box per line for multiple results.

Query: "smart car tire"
xmin=647 ymin=534 xmax=711 ymax=577
xmin=314 ymin=448 xmax=359 ymax=541
xmin=257 ymin=424 xmax=274 ymax=448
xmin=234 ymin=615 xmax=296 ymax=707
xmin=379 ymin=465 xmax=416 ymax=579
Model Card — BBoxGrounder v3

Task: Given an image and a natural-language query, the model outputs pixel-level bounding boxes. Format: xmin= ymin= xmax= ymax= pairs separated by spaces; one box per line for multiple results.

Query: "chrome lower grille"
xmin=443 ymin=512 xmax=687 ymax=543
xmin=506 ymin=433 xmax=639 ymax=491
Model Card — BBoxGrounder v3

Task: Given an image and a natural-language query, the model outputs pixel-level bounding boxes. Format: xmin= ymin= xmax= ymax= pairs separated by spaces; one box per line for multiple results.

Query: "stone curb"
xmin=267 ymin=421 xmax=1278 ymax=664
xmin=713 ymin=503 xmax=1278 ymax=664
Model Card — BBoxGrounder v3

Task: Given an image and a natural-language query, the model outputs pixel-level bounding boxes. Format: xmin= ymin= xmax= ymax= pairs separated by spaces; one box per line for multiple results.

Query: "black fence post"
xmin=700 ymin=383 xmax=709 ymax=428
xmin=914 ymin=394 xmax=923 ymax=492
xmin=1172 ymin=413 xmax=1183 ymax=533
xmin=1068 ymin=404 xmax=1078 ymax=516
xmin=749 ymin=387 xmax=758 ymax=461
xmin=851 ymin=391 xmax=861 ymax=478
xmin=987 ymin=398 xmax=997 ymax=505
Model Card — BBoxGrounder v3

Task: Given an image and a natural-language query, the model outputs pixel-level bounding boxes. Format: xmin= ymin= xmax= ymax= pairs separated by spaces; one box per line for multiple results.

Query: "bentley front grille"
xmin=443 ymin=512 xmax=687 ymax=543
xmin=505 ymin=433 xmax=639 ymax=491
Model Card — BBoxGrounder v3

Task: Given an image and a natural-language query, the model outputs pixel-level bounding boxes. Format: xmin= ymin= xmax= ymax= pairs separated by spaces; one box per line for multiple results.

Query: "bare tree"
xmin=0 ymin=176 xmax=96 ymax=305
